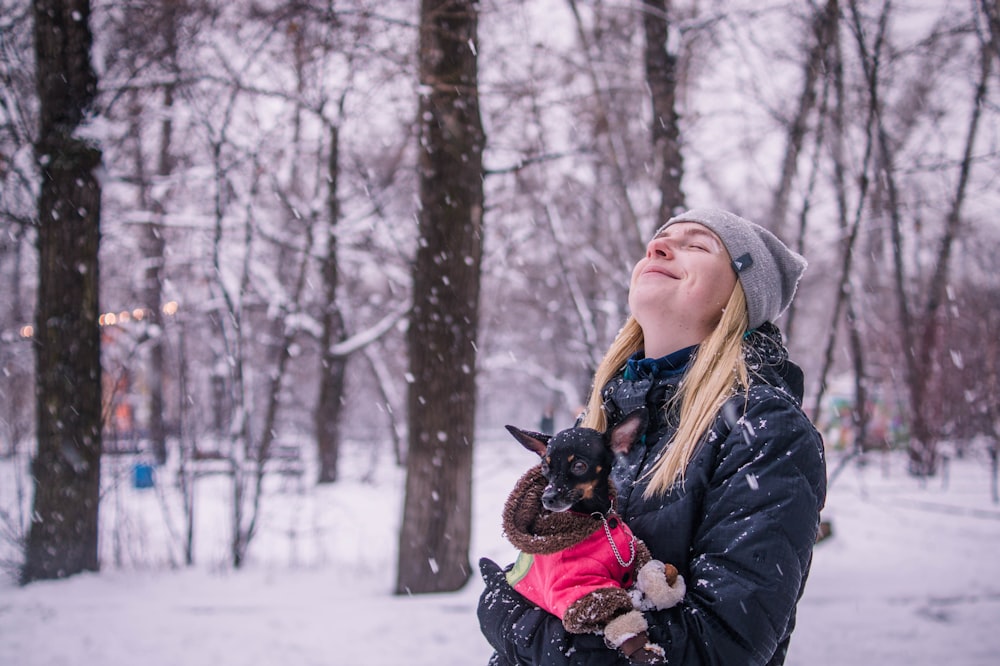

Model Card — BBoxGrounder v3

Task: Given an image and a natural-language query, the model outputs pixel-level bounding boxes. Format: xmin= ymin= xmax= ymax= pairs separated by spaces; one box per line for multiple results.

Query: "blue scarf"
xmin=623 ymin=345 xmax=696 ymax=381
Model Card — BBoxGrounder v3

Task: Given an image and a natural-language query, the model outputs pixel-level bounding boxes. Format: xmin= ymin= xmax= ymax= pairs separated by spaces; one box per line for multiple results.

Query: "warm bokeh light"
xmin=17 ymin=302 xmax=180 ymax=336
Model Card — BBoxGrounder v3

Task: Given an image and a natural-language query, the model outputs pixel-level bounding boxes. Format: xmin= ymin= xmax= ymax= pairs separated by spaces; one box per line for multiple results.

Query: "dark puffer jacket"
xmin=485 ymin=324 xmax=827 ymax=665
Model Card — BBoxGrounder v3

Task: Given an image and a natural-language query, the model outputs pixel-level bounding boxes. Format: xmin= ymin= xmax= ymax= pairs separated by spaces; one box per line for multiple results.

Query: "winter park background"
xmin=4 ymin=0 xmax=1000 ymax=664
xmin=2 ymin=442 xmax=1000 ymax=665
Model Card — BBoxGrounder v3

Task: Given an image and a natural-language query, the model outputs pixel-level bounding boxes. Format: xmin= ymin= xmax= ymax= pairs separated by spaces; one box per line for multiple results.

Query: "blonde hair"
xmin=581 ymin=286 xmax=750 ymax=496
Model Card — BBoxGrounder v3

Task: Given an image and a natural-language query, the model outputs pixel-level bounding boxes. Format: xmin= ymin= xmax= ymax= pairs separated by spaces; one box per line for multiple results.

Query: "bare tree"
xmin=769 ymin=0 xmax=840 ymax=241
xmin=396 ymin=0 xmax=484 ymax=595
xmin=0 ymin=2 xmax=37 ymax=495
xmin=642 ymin=0 xmax=685 ymax=219
xmin=812 ymin=0 xmax=880 ymax=441
xmin=565 ymin=0 xmax=646 ymax=257
xmin=138 ymin=0 xmax=185 ymax=467
xmin=314 ymin=111 xmax=349 ymax=484
xmin=22 ymin=0 xmax=103 ymax=584
xmin=901 ymin=17 xmax=991 ymax=474
xmin=814 ymin=0 xmax=996 ymax=475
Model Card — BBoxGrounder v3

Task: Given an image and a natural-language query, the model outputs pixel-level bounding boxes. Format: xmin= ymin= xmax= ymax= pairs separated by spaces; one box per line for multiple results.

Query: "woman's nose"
xmin=647 ymin=236 xmax=674 ymax=258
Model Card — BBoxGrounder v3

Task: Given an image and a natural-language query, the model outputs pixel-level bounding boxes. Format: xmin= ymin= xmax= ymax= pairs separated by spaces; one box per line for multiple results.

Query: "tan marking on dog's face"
xmin=576 ymin=479 xmax=598 ymax=500
xmin=567 ymin=454 xmax=575 ymax=462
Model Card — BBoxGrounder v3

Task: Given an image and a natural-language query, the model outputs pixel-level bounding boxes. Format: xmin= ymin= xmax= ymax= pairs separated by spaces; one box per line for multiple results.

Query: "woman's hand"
xmin=478 ymin=557 xmax=529 ymax=659
xmin=478 ymin=558 xmax=627 ymax=665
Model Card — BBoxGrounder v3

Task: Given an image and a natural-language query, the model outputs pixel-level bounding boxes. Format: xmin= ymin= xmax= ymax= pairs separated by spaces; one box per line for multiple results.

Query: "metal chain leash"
xmin=593 ymin=511 xmax=636 ymax=568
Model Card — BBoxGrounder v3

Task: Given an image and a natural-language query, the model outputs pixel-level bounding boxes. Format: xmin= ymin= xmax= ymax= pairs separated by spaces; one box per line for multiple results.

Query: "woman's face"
xmin=628 ymin=222 xmax=738 ymax=342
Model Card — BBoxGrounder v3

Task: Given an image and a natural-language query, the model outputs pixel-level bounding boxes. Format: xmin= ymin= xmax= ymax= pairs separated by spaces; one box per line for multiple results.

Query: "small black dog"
xmin=501 ymin=408 xmax=685 ymax=664
xmin=506 ymin=409 xmax=641 ymax=516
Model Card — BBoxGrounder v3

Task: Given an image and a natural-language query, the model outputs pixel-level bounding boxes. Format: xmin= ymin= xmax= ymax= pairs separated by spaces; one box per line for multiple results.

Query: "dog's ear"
xmin=608 ymin=407 xmax=648 ymax=456
xmin=505 ymin=425 xmax=550 ymax=457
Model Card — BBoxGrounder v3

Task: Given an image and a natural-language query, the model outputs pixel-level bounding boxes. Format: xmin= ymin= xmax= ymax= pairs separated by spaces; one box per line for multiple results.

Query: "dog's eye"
xmin=570 ymin=460 xmax=588 ymax=475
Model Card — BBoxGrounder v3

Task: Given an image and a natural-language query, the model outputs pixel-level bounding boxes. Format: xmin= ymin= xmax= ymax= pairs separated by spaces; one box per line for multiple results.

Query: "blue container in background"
xmin=133 ymin=463 xmax=155 ymax=489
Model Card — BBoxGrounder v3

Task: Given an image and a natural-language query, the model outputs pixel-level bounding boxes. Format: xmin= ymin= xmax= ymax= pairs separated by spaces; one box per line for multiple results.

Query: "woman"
xmin=479 ymin=208 xmax=827 ymax=665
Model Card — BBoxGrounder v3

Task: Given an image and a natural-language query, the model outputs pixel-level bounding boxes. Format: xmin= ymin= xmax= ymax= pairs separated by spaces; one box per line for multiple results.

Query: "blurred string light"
xmin=18 ymin=301 xmax=179 ymax=339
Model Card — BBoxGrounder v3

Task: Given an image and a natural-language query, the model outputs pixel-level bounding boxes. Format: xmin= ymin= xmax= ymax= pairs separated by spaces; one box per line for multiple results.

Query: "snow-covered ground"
xmin=2 ymin=439 xmax=999 ymax=665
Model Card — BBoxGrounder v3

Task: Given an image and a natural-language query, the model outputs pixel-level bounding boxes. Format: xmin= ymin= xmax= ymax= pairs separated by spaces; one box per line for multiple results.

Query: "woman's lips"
xmin=641 ymin=263 xmax=679 ymax=279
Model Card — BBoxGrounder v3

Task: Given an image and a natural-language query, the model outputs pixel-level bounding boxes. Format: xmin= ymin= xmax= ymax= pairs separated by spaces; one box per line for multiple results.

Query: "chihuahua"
xmin=501 ymin=407 xmax=685 ymax=664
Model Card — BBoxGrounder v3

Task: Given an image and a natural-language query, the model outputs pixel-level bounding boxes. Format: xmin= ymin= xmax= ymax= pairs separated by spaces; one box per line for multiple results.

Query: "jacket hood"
xmin=744 ymin=322 xmax=804 ymax=403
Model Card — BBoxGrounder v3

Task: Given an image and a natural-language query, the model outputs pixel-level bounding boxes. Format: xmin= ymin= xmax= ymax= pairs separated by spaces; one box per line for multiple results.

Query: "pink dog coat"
xmin=505 ymin=515 xmax=637 ymax=619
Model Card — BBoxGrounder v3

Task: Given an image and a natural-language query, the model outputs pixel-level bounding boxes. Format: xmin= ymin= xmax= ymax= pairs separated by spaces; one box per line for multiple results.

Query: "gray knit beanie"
xmin=656 ymin=208 xmax=807 ymax=330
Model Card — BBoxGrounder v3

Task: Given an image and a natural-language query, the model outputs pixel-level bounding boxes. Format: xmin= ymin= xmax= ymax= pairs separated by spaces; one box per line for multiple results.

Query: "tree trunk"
xmin=566 ymin=0 xmax=644 ymax=253
xmin=396 ymin=0 xmax=484 ymax=595
xmin=144 ymin=84 xmax=170 ymax=466
xmin=316 ymin=120 xmax=348 ymax=485
xmin=144 ymin=16 xmax=182 ymax=463
xmin=642 ymin=0 xmax=685 ymax=220
xmin=903 ymin=25 xmax=992 ymax=475
xmin=982 ymin=0 xmax=1000 ymax=66
xmin=811 ymin=2 xmax=876 ymax=426
xmin=127 ymin=80 xmax=171 ymax=466
xmin=23 ymin=0 xmax=103 ymax=584
xmin=770 ymin=0 xmax=839 ymax=240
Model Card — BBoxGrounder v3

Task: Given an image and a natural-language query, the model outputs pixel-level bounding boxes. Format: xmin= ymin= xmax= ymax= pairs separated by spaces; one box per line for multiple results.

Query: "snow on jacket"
xmin=490 ymin=323 xmax=827 ymax=665
xmin=502 ymin=466 xmax=640 ymax=624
